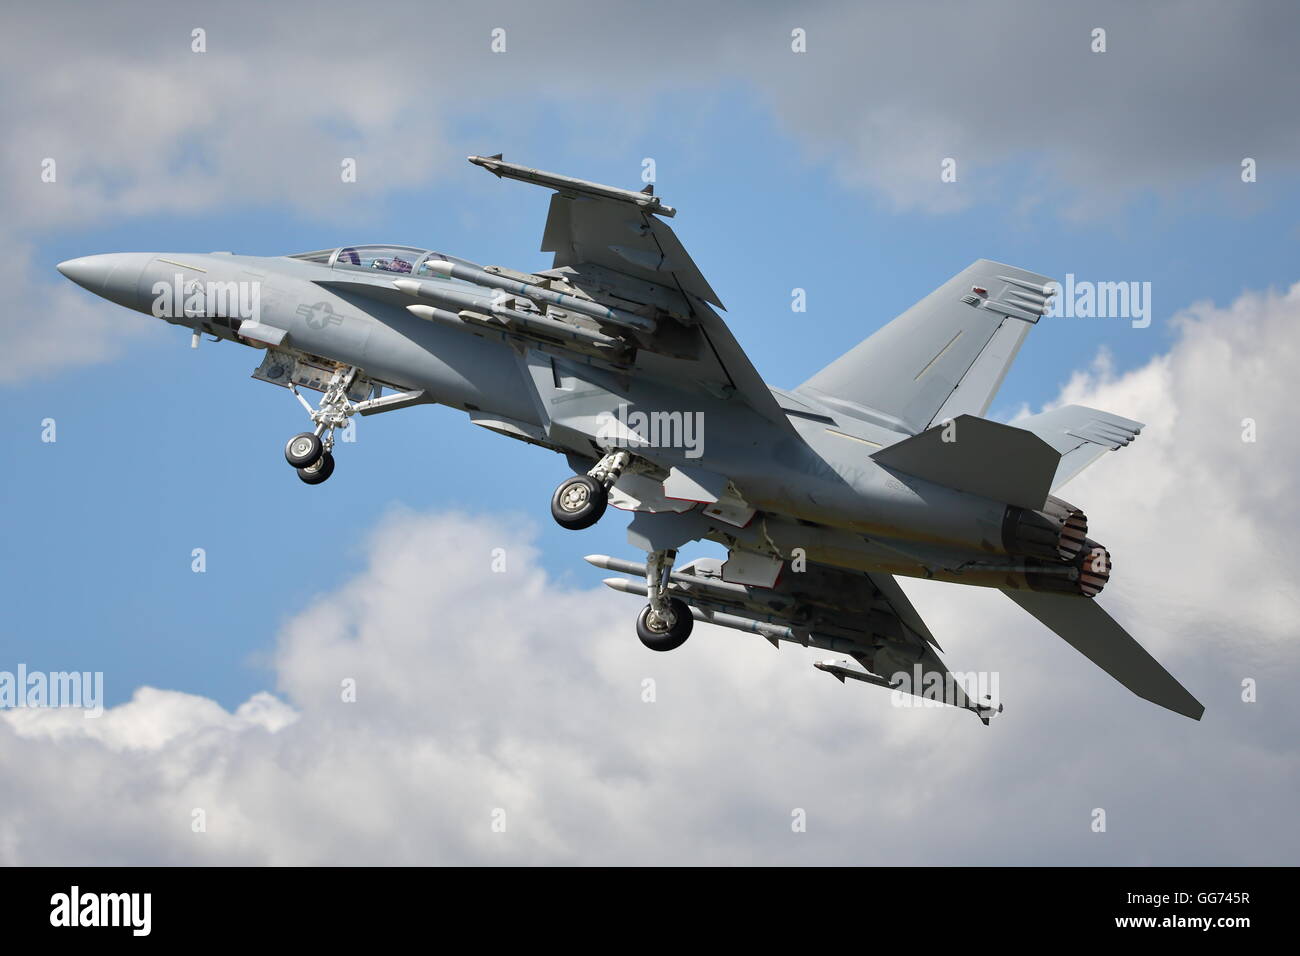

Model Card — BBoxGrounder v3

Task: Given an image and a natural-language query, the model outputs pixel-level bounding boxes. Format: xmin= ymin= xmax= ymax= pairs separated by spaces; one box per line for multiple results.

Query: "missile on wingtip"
xmin=813 ymin=659 xmax=901 ymax=690
xmin=467 ymin=154 xmax=677 ymax=218
xmin=814 ymin=660 xmax=1005 ymax=724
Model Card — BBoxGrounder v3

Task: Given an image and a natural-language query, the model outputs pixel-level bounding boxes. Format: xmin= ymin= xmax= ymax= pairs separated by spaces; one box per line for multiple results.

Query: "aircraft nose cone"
xmin=56 ymin=255 xmax=110 ymax=291
xmin=56 ymin=253 xmax=153 ymax=310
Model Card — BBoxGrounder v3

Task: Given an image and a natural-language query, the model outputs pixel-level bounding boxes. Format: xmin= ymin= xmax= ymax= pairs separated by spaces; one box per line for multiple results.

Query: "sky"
xmin=1 ymin=0 xmax=1298 ymax=864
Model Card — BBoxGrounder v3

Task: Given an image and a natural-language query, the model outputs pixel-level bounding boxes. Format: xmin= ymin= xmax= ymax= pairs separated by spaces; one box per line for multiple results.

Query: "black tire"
xmin=297 ymin=451 xmax=335 ymax=485
xmin=636 ymin=598 xmax=693 ymax=652
xmin=285 ymin=432 xmax=323 ymax=468
xmin=550 ymin=475 xmax=607 ymax=530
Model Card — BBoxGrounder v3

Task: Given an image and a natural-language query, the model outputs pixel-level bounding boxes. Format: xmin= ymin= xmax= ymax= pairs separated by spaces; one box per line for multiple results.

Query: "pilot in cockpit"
xmin=372 ymin=255 xmax=413 ymax=274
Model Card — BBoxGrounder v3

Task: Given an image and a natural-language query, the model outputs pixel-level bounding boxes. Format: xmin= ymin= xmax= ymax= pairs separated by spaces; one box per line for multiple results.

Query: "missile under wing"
xmin=589 ymin=553 xmax=1002 ymax=723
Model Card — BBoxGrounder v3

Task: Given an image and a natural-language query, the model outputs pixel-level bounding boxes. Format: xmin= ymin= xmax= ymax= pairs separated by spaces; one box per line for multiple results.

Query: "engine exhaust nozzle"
xmin=1002 ymin=496 xmax=1088 ymax=561
xmin=1023 ymin=537 xmax=1112 ymax=598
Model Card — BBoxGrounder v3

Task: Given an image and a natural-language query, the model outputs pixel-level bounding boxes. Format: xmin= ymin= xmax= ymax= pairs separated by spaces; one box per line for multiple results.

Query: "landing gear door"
xmin=252 ymin=348 xmax=376 ymax=401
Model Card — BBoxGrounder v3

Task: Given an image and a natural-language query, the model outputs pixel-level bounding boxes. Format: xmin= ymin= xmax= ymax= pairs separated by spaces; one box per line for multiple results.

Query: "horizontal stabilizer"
xmin=872 ymin=414 xmax=1059 ymax=509
xmin=1015 ymin=404 xmax=1144 ymax=490
xmin=1003 ymin=589 xmax=1204 ymax=720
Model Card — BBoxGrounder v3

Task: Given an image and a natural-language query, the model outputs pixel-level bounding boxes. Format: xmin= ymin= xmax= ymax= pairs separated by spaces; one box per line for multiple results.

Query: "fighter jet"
xmin=56 ymin=155 xmax=1203 ymax=723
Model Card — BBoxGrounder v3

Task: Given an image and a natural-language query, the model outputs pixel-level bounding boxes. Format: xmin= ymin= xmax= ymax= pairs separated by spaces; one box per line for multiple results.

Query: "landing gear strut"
xmin=550 ymin=450 xmax=631 ymax=530
xmin=636 ymin=548 xmax=693 ymax=652
xmin=283 ymin=366 xmax=359 ymax=485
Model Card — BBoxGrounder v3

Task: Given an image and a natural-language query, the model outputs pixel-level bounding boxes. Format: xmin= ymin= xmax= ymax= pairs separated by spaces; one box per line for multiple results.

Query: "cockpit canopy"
xmin=287 ymin=245 xmax=468 ymax=277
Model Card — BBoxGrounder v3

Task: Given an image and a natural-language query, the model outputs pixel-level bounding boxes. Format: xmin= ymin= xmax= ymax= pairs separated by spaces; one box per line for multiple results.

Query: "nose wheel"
xmin=297 ymin=451 xmax=335 ymax=485
xmin=285 ymin=432 xmax=323 ymax=468
xmin=284 ymin=431 xmax=333 ymax=484
xmin=282 ymin=366 xmax=361 ymax=486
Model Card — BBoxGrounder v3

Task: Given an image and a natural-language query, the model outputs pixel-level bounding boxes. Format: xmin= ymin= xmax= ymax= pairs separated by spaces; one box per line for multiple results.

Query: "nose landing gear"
xmin=550 ymin=450 xmax=631 ymax=530
xmin=282 ymin=366 xmax=360 ymax=485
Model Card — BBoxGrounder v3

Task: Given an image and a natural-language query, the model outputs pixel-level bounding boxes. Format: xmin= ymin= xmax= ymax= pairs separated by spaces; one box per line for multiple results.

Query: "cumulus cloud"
xmin=2 ymin=283 xmax=1298 ymax=865
xmin=749 ymin=0 xmax=1300 ymax=217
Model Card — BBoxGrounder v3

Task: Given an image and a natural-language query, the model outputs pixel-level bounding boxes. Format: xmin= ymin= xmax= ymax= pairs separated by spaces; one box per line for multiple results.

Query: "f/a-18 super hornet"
xmin=56 ymin=155 xmax=1203 ymax=724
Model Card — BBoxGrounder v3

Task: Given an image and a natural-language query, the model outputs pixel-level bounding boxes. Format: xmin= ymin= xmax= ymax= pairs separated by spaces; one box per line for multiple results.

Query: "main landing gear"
xmin=549 ymin=458 xmax=692 ymax=650
xmin=282 ymin=366 xmax=359 ymax=485
xmin=636 ymin=548 xmax=693 ymax=651
xmin=550 ymin=449 xmax=631 ymax=530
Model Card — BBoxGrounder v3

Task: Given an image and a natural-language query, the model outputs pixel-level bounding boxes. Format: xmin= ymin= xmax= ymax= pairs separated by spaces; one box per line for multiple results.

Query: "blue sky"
xmin=5 ymin=78 xmax=1299 ymax=711
xmin=2 ymin=1 xmax=1299 ymax=866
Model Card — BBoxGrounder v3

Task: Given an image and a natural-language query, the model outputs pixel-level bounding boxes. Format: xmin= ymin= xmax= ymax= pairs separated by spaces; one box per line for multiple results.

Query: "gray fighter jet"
xmin=56 ymin=155 xmax=1203 ymax=723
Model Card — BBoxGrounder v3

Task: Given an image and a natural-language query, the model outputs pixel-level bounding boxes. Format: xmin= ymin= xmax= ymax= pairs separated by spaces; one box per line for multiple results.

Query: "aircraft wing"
xmin=590 ymin=552 xmax=999 ymax=722
xmin=470 ymin=156 xmax=790 ymax=428
xmin=536 ymin=174 xmax=721 ymax=308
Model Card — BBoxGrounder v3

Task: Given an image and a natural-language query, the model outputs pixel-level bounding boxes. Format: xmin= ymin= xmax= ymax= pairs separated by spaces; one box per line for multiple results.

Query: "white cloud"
xmin=750 ymin=0 xmax=1300 ymax=218
xmin=2 ymin=283 xmax=1298 ymax=864
xmin=5 ymin=687 xmax=296 ymax=751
